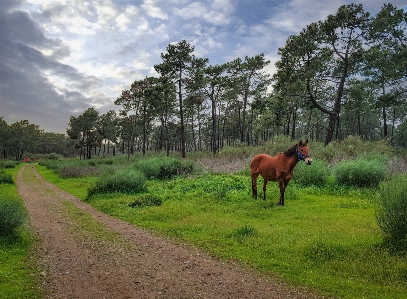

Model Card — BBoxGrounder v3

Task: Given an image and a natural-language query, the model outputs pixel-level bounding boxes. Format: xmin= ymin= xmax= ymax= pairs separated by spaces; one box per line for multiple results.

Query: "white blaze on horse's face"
xmin=304 ymin=156 xmax=312 ymax=165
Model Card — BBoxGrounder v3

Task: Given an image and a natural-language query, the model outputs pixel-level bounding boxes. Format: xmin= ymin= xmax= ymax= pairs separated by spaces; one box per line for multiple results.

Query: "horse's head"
xmin=298 ymin=139 xmax=312 ymax=165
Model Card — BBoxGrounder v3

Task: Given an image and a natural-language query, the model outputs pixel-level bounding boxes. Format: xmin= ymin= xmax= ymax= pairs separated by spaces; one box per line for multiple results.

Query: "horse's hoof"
xmin=277 ymin=202 xmax=284 ymax=206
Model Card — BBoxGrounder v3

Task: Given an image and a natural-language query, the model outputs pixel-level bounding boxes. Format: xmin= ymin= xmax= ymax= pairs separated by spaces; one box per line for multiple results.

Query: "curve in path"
xmin=17 ymin=165 xmax=324 ymax=299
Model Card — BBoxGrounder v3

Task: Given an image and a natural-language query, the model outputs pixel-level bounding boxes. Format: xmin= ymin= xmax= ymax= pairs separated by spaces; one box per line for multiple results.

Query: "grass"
xmin=36 ymin=160 xmax=407 ymax=299
xmin=0 ymin=165 xmax=41 ymax=299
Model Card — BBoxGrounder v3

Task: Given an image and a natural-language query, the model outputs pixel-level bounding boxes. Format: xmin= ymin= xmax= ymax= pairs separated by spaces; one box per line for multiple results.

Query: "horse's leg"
xmin=262 ymin=179 xmax=268 ymax=200
xmin=277 ymin=178 xmax=285 ymax=205
xmin=251 ymin=174 xmax=259 ymax=199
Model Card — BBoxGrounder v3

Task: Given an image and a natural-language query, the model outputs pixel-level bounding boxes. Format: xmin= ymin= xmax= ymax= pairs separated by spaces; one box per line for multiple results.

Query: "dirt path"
xmin=17 ymin=165 xmax=324 ymax=299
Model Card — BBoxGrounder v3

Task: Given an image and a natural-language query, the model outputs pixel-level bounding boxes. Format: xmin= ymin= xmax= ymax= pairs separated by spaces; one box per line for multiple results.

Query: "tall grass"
xmin=87 ymin=168 xmax=147 ymax=198
xmin=376 ymin=175 xmax=407 ymax=251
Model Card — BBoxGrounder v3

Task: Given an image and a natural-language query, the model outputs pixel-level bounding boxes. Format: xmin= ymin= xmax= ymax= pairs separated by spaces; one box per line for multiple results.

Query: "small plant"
xmin=227 ymin=225 xmax=257 ymax=243
xmin=0 ymin=170 xmax=13 ymax=184
xmin=335 ymin=158 xmax=387 ymax=188
xmin=128 ymin=194 xmax=162 ymax=207
xmin=376 ymin=175 xmax=407 ymax=251
xmin=0 ymin=199 xmax=27 ymax=238
xmin=87 ymin=169 xmax=146 ymax=198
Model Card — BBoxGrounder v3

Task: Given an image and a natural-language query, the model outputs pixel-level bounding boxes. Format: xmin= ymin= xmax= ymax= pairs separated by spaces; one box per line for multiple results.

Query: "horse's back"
xmin=250 ymin=153 xmax=277 ymax=173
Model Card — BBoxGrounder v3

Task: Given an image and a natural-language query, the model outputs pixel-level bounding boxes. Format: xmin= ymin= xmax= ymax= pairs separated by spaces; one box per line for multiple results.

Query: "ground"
xmin=17 ymin=164 xmax=325 ymax=299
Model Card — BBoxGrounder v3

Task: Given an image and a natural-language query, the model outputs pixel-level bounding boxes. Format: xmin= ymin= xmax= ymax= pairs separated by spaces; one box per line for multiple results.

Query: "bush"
xmin=0 ymin=199 xmax=27 ymax=238
xmin=0 ymin=170 xmax=13 ymax=184
xmin=87 ymin=169 xmax=146 ymax=198
xmin=294 ymin=160 xmax=331 ymax=187
xmin=1 ymin=161 xmax=20 ymax=169
xmin=376 ymin=175 xmax=407 ymax=251
xmin=334 ymin=158 xmax=387 ymax=188
xmin=135 ymin=157 xmax=194 ymax=180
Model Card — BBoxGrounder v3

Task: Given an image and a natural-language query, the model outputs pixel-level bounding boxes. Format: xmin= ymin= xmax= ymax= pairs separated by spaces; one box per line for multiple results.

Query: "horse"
xmin=250 ymin=139 xmax=312 ymax=206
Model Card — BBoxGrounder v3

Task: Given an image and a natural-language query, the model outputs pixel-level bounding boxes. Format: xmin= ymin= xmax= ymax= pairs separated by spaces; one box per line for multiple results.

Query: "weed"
xmin=0 ymin=199 xmax=27 ymax=239
xmin=227 ymin=225 xmax=257 ymax=243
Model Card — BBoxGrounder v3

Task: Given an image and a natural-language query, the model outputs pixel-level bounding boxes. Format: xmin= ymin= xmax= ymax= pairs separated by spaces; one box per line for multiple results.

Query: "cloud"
xmin=0 ymin=2 xmax=110 ymax=133
xmin=141 ymin=0 xmax=168 ymax=19
xmin=174 ymin=0 xmax=233 ymax=26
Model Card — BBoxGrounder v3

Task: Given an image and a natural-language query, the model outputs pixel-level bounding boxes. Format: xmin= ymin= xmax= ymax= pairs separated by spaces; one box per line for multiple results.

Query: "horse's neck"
xmin=285 ymin=155 xmax=298 ymax=170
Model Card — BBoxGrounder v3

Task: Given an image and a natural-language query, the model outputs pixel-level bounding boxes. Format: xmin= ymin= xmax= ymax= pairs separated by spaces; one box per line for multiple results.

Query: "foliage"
xmin=0 ymin=161 xmax=20 ymax=169
xmin=294 ymin=160 xmax=331 ymax=187
xmin=134 ymin=157 xmax=194 ymax=180
xmin=87 ymin=168 xmax=146 ymax=198
xmin=376 ymin=175 xmax=407 ymax=251
xmin=0 ymin=169 xmax=14 ymax=184
xmin=0 ymin=199 xmax=27 ymax=238
xmin=334 ymin=157 xmax=388 ymax=188
xmin=0 ymin=165 xmax=14 ymax=184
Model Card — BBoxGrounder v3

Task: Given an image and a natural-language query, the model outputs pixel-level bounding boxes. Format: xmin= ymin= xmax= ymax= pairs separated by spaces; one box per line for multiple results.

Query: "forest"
xmin=1 ymin=3 xmax=406 ymax=160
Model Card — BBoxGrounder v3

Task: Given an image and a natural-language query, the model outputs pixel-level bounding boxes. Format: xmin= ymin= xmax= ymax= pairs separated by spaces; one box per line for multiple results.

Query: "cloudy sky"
xmin=1 ymin=0 xmax=406 ymax=134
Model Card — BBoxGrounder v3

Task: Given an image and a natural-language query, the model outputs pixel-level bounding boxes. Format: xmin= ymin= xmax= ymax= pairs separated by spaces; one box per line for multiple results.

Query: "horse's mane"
xmin=283 ymin=143 xmax=298 ymax=157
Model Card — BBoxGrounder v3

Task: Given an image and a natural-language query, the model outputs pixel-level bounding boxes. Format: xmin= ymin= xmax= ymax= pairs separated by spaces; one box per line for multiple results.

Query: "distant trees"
xmin=0 ymin=117 xmax=70 ymax=160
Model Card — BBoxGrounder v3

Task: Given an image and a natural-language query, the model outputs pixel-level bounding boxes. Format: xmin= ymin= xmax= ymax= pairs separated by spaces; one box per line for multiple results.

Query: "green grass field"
xmin=37 ymin=164 xmax=407 ymax=299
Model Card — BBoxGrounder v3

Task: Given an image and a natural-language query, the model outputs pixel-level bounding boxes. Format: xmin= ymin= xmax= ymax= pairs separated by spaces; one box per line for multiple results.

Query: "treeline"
xmin=1 ymin=4 xmax=406 ymax=160
xmin=0 ymin=119 xmax=74 ymax=160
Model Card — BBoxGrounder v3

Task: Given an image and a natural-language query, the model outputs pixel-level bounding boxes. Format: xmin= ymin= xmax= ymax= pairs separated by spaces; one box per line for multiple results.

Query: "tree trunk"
xmin=178 ymin=69 xmax=186 ymax=158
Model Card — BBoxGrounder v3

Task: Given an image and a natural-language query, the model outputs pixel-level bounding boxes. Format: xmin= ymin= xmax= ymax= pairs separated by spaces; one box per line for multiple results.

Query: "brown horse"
xmin=250 ymin=139 xmax=312 ymax=206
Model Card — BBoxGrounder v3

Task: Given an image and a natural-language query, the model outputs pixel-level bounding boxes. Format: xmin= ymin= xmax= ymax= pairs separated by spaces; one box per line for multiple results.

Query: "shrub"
xmin=376 ymin=175 xmax=407 ymax=251
xmin=135 ymin=157 xmax=194 ymax=180
xmin=0 ymin=199 xmax=27 ymax=238
xmin=1 ymin=161 xmax=20 ymax=169
xmin=0 ymin=170 xmax=13 ymax=184
xmin=334 ymin=158 xmax=387 ymax=188
xmin=294 ymin=160 xmax=330 ymax=187
xmin=87 ymin=169 xmax=146 ymax=198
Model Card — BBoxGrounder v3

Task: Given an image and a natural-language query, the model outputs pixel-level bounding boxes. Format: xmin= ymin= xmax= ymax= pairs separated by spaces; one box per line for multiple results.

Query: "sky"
xmin=1 ymin=0 xmax=406 ymax=134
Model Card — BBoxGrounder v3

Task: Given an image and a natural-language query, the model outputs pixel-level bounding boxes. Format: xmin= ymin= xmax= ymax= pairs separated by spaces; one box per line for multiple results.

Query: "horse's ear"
xmin=299 ymin=139 xmax=303 ymax=146
xmin=305 ymin=139 xmax=308 ymax=144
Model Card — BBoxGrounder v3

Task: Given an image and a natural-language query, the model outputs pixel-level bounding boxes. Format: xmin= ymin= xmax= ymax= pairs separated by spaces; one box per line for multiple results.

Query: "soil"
xmin=17 ymin=164 xmax=325 ymax=299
